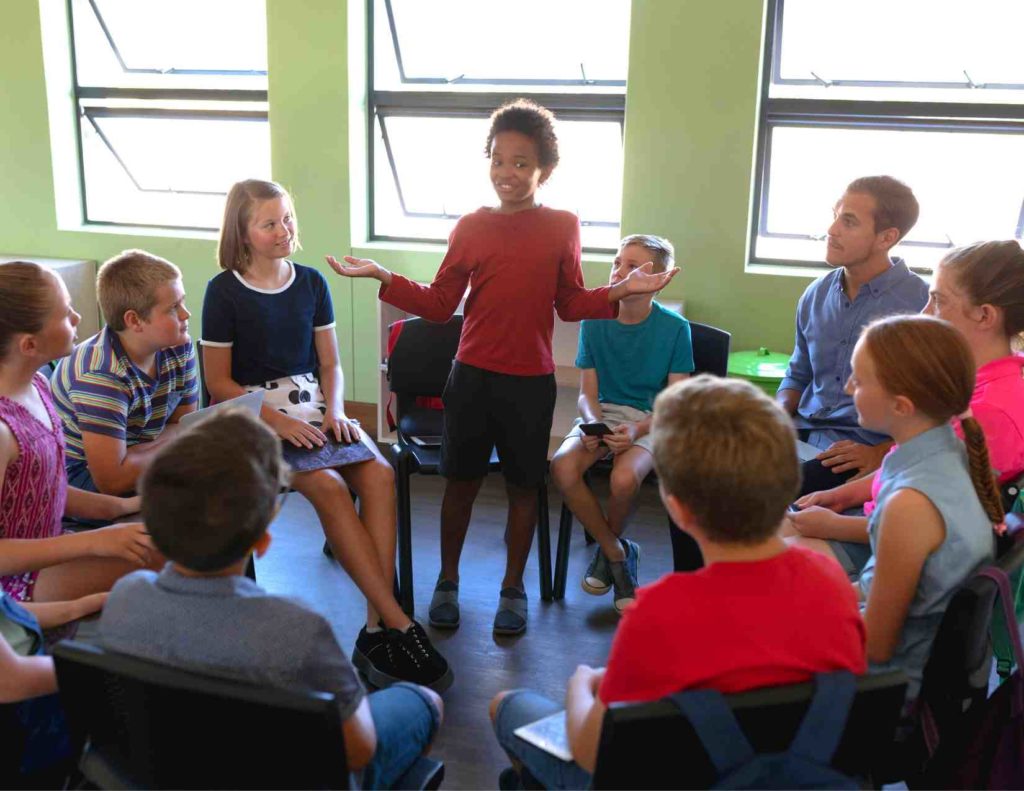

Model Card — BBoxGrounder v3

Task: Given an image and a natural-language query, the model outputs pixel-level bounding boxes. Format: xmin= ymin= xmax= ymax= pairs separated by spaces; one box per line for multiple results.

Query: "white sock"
xmin=365 ymin=624 xmax=383 ymax=634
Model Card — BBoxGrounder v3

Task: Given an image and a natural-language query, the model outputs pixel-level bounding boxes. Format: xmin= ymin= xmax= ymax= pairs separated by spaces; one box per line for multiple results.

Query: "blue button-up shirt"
xmin=779 ymin=258 xmax=928 ymax=446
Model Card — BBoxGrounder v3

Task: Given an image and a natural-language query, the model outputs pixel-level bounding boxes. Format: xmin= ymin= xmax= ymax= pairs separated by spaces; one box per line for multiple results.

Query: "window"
xmin=751 ymin=0 xmax=1024 ymax=270
xmin=368 ymin=0 xmax=630 ymax=251
xmin=68 ymin=0 xmax=270 ymax=230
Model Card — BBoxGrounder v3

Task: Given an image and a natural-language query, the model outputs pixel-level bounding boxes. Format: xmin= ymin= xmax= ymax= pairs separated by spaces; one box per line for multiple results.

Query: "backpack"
xmin=944 ymin=567 xmax=1024 ymax=788
xmin=669 ymin=672 xmax=860 ymax=790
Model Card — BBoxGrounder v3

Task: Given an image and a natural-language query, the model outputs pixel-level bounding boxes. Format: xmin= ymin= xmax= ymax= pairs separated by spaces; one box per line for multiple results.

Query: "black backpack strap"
xmin=787 ymin=671 xmax=857 ymax=762
xmin=669 ymin=688 xmax=756 ymax=776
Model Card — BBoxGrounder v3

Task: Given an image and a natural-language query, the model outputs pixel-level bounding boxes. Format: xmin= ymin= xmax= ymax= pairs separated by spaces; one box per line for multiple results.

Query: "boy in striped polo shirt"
xmin=52 ymin=249 xmax=198 ymax=495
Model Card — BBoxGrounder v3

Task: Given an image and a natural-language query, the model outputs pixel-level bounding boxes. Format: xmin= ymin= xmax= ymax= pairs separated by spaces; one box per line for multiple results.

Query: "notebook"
xmin=179 ymin=390 xmax=265 ymax=429
xmin=796 ymin=440 xmax=820 ymax=462
xmin=281 ymin=434 xmax=375 ymax=473
xmin=513 ymin=710 xmax=573 ymax=762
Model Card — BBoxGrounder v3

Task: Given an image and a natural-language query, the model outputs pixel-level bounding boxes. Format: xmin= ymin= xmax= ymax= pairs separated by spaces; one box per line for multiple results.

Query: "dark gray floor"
xmin=255 ymin=473 xmax=673 ymax=790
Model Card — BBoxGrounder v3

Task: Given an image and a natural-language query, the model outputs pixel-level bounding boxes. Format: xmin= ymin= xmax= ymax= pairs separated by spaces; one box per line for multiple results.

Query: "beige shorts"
xmin=566 ymin=402 xmax=654 ymax=454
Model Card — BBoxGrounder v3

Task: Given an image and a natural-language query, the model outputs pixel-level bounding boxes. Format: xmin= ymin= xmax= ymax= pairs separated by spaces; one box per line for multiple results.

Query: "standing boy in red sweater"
xmin=330 ymin=99 xmax=675 ymax=635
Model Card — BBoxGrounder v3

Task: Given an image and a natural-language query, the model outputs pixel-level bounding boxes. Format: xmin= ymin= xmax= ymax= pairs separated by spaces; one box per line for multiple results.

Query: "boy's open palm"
xmin=89 ymin=522 xmax=154 ymax=566
xmin=623 ymin=261 xmax=679 ymax=295
xmin=325 ymin=255 xmax=391 ymax=285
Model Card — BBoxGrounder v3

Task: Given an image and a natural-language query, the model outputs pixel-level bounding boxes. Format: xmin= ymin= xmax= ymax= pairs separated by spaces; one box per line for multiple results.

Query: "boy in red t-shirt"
xmin=489 ymin=375 xmax=867 ymax=789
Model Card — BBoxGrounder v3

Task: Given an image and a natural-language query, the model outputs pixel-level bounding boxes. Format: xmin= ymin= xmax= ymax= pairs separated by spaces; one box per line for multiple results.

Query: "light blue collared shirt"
xmin=779 ymin=258 xmax=928 ymax=446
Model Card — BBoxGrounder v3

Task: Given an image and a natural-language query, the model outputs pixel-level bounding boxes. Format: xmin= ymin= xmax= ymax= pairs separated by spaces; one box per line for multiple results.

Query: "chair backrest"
xmin=911 ymin=515 xmax=1024 ymax=771
xmin=195 ymin=342 xmax=210 ymax=409
xmin=387 ymin=315 xmax=463 ymax=397
xmin=387 ymin=316 xmax=462 ymax=439
xmin=688 ymin=321 xmax=731 ymax=378
xmin=52 ymin=640 xmax=349 ymax=790
xmin=591 ymin=671 xmax=907 ymax=790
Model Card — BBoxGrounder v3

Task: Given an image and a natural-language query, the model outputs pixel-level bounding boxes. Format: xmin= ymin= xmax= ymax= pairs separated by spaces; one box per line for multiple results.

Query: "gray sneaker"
xmin=493 ymin=587 xmax=528 ymax=636
xmin=428 ymin=577 xmax=460 ymax=629
xmin=609 ymin=539 xmax=640 ymax=613
xmin=581 ymin=545 xmax=613 ymax=595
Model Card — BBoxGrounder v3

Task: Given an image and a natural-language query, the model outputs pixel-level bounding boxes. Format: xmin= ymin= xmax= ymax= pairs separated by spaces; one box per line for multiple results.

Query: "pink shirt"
xmin=865 ymin=354 xmax=1024 ymax=515
xmin=0 ymin=374 xmax=68 ymax=600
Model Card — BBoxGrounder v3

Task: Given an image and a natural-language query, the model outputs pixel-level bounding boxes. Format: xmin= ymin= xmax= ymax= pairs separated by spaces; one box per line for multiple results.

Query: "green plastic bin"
xmin=727 ymin=347 xmax=791 ymax=397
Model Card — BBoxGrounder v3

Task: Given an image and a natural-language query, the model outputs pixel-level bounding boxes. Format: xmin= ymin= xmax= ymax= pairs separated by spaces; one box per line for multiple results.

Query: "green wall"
xmin=1 ymin=0 xmax=812 ymax=404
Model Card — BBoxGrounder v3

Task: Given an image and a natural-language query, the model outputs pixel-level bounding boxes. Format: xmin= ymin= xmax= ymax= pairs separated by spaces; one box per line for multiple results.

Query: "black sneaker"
xmin=352 ymin=626 xmax=390 ymax=685
xmin=353 ymin=622 xmax=454 ymax=692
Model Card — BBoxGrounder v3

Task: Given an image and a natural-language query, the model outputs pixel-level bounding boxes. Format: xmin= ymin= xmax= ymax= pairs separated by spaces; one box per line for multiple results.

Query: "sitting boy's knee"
xmin=609 ymin=468 xmax=640 ymax=500
xmin=550 ymin=455 xmax=581 ymax=492
xmin=421 ymin=685 xmax=444 ymax=722
xmin=489 ymin=690 xmax=512 ymax=724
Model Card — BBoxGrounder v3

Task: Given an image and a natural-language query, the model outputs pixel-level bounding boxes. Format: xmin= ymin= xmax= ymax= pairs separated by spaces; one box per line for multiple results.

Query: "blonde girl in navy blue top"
xmin=201 ymin=180 xmax=451 ymax=692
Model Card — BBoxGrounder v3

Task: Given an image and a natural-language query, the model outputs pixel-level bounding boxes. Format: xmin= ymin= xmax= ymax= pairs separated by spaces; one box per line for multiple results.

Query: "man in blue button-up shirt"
xmin=778 ymin=176 xmax=929 ymax=496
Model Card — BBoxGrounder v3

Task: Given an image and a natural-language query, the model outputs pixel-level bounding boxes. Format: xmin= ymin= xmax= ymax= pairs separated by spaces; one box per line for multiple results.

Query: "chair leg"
xmin=582 ymin=469 xmax=596 ymax=546
xmin=668 ymin=516 xmax=703 ymax=572
xmin=536 ymin=483 xmax=552 ymax=601
xmin=396 ymin=453 xmax=415 ymax=617
xmin=553 ymin=502 xmax=574 ymax=600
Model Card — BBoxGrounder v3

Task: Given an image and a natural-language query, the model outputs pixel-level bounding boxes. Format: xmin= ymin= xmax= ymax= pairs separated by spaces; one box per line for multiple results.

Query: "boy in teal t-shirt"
xmin=550 ymin=235 xmax=694 ymax=613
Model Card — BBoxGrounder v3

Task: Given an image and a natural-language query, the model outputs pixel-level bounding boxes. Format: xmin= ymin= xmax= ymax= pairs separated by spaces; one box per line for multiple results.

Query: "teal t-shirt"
xmin=576 ymin=301 xmax=694 ymax=412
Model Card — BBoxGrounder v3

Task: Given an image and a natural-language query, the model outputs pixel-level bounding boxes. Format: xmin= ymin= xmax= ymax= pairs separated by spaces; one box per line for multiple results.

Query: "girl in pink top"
xmin=0 ymin=262 xmax=152 ymax=625
xmin=788 ymin=240 xmax=1024 ymax=559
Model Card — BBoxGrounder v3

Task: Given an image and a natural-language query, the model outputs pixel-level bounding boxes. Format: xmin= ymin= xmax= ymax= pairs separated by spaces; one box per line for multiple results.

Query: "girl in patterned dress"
xmin=0 ymin=261 xmax=152 ymax=626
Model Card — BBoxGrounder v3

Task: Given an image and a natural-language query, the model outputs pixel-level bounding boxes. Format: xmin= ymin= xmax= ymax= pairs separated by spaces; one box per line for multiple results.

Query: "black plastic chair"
xmin=887 ymin=513 xmax=1024 ymax=786
xmin=52 ymin=640 xmax=444 ymax=790
xmin=387 ymin=316 xmax=553 ymax=615
xmin=590 ymin=670 xmax=907 ymax=789
xmin=552 ymin=321 xmax=731 ymax=599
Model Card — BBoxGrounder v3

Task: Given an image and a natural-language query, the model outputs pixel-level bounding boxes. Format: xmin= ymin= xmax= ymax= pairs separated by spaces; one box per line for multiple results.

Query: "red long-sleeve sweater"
xmin=379 ymin=206 xmax=618 ymax=376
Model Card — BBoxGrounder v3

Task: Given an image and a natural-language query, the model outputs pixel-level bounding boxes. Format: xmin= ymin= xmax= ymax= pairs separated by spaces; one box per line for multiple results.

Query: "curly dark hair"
xmin=484 ymin=99 xmax=560 ymax=170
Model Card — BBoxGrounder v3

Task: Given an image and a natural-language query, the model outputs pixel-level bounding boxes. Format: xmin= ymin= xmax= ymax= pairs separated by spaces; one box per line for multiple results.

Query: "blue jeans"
xmin=493 ymin=690 xmax=592 ymax=790
xmin=361 ymin=682 xmax=440 ymax=790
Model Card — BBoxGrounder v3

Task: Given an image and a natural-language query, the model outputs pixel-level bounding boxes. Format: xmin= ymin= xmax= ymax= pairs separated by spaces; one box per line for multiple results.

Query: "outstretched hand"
xmin=325 ymin=255 xmax=392 ymax=286
xmin=620 ymin=261 xmax=679 ymax=296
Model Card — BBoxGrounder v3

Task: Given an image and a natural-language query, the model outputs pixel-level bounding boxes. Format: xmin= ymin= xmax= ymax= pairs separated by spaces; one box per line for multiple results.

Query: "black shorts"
xmin=440 ymin=362 xmax=556 ymax=488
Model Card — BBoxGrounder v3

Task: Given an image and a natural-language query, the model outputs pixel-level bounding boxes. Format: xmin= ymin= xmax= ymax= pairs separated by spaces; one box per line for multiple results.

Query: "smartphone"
xmin=579 ymin=422 xmax=612 ymax=437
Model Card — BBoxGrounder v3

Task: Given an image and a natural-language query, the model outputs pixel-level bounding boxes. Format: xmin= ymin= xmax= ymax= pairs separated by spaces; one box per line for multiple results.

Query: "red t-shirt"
xmin=379 ymin=206 xmax=617 ymax=376
xmin=599 ymin=546 xmax=867 ymax=704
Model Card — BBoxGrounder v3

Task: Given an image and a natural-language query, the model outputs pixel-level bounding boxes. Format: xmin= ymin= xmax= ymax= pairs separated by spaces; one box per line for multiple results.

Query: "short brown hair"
xmin=938 ymin=240 xmax=1024 ymax=343
xmin=619 ymin=234 xmax=675 ymax=274
xmin=140 ymin=408 xmax=285 ymax=572
xmin=845 ymin=175 xmax=919 ymax=241
xmin=860 ymin=314 xmax=1004 ymax=524
xmin=97 ymin=250 xmax=181 ymax=332
xmin=0 ymin=261 xmax=58 ymax=358
xmin=218 ymin=179 xmax=301 ymax=273
xmin=652 ymin=375 xmax=800 ymax=544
